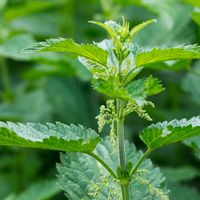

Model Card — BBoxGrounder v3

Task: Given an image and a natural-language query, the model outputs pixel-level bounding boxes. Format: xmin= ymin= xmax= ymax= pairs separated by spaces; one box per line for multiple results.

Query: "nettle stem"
xmin=116 ymin=98 xmax=130 ymax=200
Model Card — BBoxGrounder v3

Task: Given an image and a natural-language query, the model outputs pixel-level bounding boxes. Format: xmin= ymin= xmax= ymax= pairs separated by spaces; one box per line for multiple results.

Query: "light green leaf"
xmin=23 ymin=38 xmax=108 ymax=66
xmin=192 ymin=11 xmax=200 ymax=26
xmin=57 ymin=137 xmax=168 ymax=200
xmin=140 ymin=116 xmax=200 ymax=150
xmin=0 ymin=122 xmax=100 ymax=153
xmin=130 ymin=19 xmax=157 ymax=40
xmin=135 ymin=45 xmax=200 ymax=68
xmin=92 ymin=77 xmax=127 ymax=99
xmin=184 ymin=0 xmax=200 ymax=7
xmin=89 ymin=21 xmax=117 ymax=39
xmin=126 ymin=75 xmax=164 ymax=105
xmin=14 ymin=179 xmax=60 ymax=200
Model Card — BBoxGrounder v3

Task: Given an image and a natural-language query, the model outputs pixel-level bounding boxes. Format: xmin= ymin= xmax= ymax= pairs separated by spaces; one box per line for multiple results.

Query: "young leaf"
xmin=135 ymin=45 xmax=200 ymax=68
xmin=130 ymin=19 xmax=157 ymax=40
xmin=140 ymin=116 xmax=200 ymax=150
xmin=89 ymin=21 xmax=117 ymax=39
xmin=23 ymin=38 xmax=108 ymax=66
xmin=0 ymin=122 xmax=100 ymax=153
xmin=92 ymin=77 xmax=127 ymax=99
xmin=126 ymin=75 xmax=164 ymax=105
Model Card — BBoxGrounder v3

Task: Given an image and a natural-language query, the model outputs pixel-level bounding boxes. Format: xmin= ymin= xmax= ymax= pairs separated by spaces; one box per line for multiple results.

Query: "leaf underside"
xmin=140 ymin=116 xmax=200 ymax=150
xmin=57 ymin=137 xmax=168 ymax=200
xmin=126 ymin=75 xmax=164 ymax=105
xmin=0 ymin=122 xmax=100 ymax=153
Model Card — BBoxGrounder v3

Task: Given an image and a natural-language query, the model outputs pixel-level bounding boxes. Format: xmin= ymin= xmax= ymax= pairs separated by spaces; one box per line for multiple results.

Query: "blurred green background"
xmin=0 ymin=0 xmax=200 ymax=199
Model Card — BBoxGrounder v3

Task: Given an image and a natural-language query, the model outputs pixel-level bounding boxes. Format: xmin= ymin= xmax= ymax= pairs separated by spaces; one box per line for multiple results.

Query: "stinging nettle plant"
xmin=1 ymin=18 xmax=200 ymax=199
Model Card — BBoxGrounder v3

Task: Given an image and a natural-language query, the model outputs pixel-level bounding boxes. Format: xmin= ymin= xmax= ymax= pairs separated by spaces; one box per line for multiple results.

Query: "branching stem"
xmin=131 ymin=148 xmax=152 ymax=176
xmin=87 ymin=152 xmax=117 ymax=179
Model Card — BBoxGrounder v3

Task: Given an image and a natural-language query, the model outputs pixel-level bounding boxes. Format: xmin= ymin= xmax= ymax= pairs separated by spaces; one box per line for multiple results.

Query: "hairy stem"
xmin=87 ymin=152 xmax=117 ymax=179
xmin=131 ymin=148 xmax=152 ymax=176
xmin=116 ymin=98 xmax=130 ymax=200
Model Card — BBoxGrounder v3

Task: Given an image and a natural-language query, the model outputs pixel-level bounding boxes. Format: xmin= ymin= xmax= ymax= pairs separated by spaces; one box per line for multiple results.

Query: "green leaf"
xmin=126 ymin=75 xmax=164 ymax=105
xmin=57 ymin=137 xmax=168 ymax=200
xmin=162 ymin=166 xmax=200 ymax=183
xmin=130 ymin=19 xmax=157 ymax=40
xmin=0 ymin=122 xmax=100 ymax=153
xmin=140 ymin=116 xmax=200 ymax=150
xmin=14 ymin=179 xmax=60 ymax=200
xmin=0 ymin=84 xmax=52 ymax=122
xmin=168 ymin=182 xmax=200 ymax=200
xmin=184 ymin=0 xmax=200 ymax=7
xmin=89 ymin=21 xmax=117 ymax=39
xmin=4 ymin=0 xmax=66 ymax=20
xmin=0 ymin=34 xmax=36 ymax=60
xmin=184 ymin=136 xmax=200 ymax=159
xmin=23 ymin=38 xmax=108 ymax=66
xmin=92 ymin=77 xmax=127 ymax=99
xmin=135 ymin=45 xmax=200 ymax=68
xmin=182 ymin=61 xmax=200 ymax=106
xmin=192 ymin=11 xmax=200 ymax=26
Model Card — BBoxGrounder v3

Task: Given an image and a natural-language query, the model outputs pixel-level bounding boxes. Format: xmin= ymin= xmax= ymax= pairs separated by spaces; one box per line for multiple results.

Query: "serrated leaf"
xmin=135 ymin=45 xmax=200 ymax=68
xmin=126 ymin=75 xmax=164 ymax=105
xmin=0 ymin=122 xmax=100 ymax=153
xmin=57 ymin=137 xmax=168 ymax=200
xmin=23 ymin=38 xmax=108 ymax=66
xmin=92 ymin=77 xmax=127 ymax=99
xmin=89 ymin=21 xmax=117 ymax=39
xmin=140 ymin=116 xmax=200 ymax=150
xmin=130 ymin=19 xmax=157 ymax=40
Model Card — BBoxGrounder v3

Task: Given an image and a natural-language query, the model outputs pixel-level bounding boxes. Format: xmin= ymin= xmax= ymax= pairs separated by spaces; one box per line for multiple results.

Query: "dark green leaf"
xmin=140 ymin=116 xmax=200 ymax=150
xmin=162 ymin=166 xmax=200 ymax=182
xmin=168 ymin=182 xmax=200 ymax=200
xmin=184 ymin=136 xmax=200 ymax=159
xmin=0 ymin=122 xmax=100 ymax=153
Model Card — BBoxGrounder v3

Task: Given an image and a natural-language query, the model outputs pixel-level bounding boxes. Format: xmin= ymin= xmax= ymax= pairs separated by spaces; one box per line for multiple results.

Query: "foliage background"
xmin=0 ymin=0 xmax=199 ymax=199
